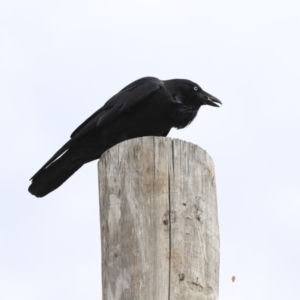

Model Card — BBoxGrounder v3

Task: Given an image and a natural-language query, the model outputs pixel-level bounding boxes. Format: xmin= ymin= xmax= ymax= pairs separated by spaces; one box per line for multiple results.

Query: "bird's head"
xmin=165 ymin=79 xmax=222 ymax=109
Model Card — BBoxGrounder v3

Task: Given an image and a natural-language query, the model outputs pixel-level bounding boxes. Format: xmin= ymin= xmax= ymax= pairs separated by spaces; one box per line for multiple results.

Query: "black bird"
xmin=29 ymin=77 xmax=221 ymax=197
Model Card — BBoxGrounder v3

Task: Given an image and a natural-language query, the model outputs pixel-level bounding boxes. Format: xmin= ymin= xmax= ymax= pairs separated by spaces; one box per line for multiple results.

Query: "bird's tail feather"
xmin=28 ymin=151 xmax=83 ymax=198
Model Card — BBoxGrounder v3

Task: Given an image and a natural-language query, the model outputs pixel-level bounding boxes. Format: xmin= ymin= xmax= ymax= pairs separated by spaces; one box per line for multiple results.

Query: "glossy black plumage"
xmin=29 ymin=77 xmax=221 ymax=197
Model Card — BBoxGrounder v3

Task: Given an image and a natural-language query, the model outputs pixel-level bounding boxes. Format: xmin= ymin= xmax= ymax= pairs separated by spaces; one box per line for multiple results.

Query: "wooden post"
xmin=98 ymin=137 xmax=220 ymax=300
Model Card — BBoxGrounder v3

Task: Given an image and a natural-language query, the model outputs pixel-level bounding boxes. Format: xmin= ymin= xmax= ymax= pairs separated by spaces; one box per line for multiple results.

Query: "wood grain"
xmin=98 ymin=137 xmax=219 ymax=300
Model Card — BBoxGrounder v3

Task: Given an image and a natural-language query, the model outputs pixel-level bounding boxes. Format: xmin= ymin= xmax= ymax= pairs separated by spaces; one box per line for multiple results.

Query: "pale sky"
xmin=0 ymin=1 xmax=299 ymax=299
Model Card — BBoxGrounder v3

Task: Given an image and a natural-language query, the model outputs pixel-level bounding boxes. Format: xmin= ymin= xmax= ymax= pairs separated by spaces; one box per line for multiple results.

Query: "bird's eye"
xmin=194 ymin=86 xmax=198 ymax=91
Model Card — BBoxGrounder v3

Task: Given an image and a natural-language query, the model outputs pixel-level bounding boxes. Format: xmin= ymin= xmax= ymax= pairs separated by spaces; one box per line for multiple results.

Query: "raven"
xmin=29 ymin=77 xmax=221 ymax=197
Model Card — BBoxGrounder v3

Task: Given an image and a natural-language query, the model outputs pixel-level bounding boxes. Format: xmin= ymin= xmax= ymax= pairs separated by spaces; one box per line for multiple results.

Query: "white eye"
xmin=194 ymin=86 xmax=198 ymax=91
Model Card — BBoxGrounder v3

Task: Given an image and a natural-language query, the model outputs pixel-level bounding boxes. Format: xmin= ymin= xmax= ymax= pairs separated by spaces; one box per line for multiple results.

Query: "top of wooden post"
xmin=98 ymin=137 xmax=219 ymax=300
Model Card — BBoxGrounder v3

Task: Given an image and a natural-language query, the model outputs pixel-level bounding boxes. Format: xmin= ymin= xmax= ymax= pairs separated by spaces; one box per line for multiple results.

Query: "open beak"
xmin=200 ymin=89 xmax=222 ymax=107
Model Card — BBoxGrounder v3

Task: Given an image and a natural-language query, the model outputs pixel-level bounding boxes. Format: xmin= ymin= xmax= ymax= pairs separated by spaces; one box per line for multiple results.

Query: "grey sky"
xmin=0 ymin=1 xmax=299 ymax=299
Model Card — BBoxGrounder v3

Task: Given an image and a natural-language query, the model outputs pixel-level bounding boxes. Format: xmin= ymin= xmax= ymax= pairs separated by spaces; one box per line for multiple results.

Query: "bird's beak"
xmin=200 ymin=89 xmax=222 ymax=107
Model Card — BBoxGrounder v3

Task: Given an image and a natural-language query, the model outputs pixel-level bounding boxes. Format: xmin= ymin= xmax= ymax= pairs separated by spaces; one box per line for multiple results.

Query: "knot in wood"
xmin=163 ymin=212 xmax=169 ymax=225
xmin=179 ymin=273 xmax=185 ymax=281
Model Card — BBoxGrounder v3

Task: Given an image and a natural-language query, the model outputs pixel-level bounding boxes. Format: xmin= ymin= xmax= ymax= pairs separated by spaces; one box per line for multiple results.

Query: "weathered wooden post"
xmin=98 ymin=137 xmax=220 ymax=300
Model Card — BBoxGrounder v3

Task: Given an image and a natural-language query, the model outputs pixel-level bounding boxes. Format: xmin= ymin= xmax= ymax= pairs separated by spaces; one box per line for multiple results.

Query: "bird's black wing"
xmin=30 ymin=77 xmax=161 ymax=180
xmin=70 ymin=77 xmax=161 ymax=138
